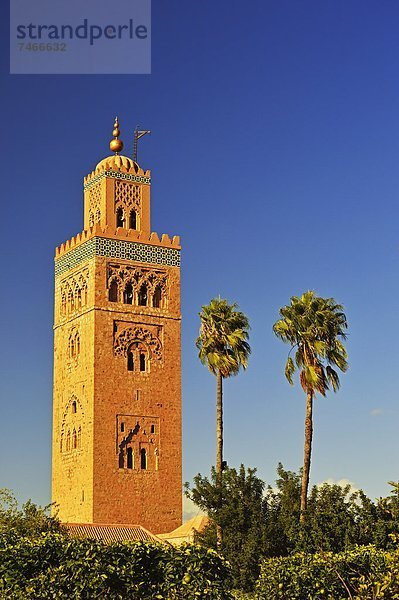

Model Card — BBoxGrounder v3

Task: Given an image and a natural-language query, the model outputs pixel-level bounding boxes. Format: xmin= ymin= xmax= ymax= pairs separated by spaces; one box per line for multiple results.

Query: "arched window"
xmin=138 ymin=284 xmax=147 ymax=306
xmin=61 ymin=294 xmax=66 ymax=316
xmin=72 ymin=429 xmax=77 ymax=449
xmin=127 ymin=350 xmax=134 ymax=372
xmin=82 ymin=283 xmax=88 ymax=305
xmin=152 ymin=286 xmax=162 ymax=308
xmin=140 ymin=353 xmax=146 ymax=372
xmin=140 ymin=448 xmax=147 ymax=470
xmin=71 ymin=400 xmax=77 ymax=414
xmin=116 ymin=207 xmax=124 ymax=228
xmin=77 ymin=427 xmax=82 ymax=449
xmin=76 ymin=288 xmax=82 ymax=309
xmin=66 ymin=430 xmax=71 ymax=452
xmin=68 ymin=289 xmax=74 ymax=313
xmin=129 ymin=210 xmax=137 ymax=230
xmin=70 ymin=337 xmax=75 ymax=358
xmin=109 ymin=280 xmax=118 ymax=302
xmin=127 ymin=447 xmax=133 ymax=469
xmin=119 ymin=449 xmax=124 ymax=469
xmin=124 ymin=283 xmax=133 ymax=305
xmin=76 ymin=334 xmax=80 ymax=356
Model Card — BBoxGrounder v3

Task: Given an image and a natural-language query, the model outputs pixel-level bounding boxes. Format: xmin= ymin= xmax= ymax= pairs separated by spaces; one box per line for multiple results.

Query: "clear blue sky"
xmin=1 ymin=1 xmax=399 ymax=510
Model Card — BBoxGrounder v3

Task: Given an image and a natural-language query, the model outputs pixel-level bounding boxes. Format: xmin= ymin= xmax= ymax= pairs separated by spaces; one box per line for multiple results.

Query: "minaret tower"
xmin=52 ymin=119 xmax=182 ymax=533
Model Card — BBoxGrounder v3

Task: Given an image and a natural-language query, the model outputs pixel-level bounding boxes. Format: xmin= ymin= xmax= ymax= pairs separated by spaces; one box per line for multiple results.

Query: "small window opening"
xmin=140 ymin=353 xmax=146 ymax=372
xmin=138 ymin=285 xmax=147 ymax=306
xmin=140 ymin=448 xmax=147 ymax=470
xmin=119 ymin=449 xmax=125 ymax=469
xmin=127 ymin=351 xmax=134 ymax=372
xmin=77 ymin=427 xmax=81 ymax=449
xmin=150 ymin=424 xmax=155 ymax=434
xmin=81 ymin=490 xmax=85 ymax=502
xmin=129 ymin=210 xmax=137 ymax=230
xmin=61 ymin=294 xmax=66 ymax=316
xmin=153 ymin=286 xmax=162 ymax=308
xmin=77 ymin=288 xmax=82 ymax=309
xmin=66 ymin=430 xmax=71 ymax=451
xmin=71 ymin=401 xmax=77 ymax=414
xmin=124 ymin=283 xmax=133 ymax=305
xmin=70 ymin=338 xmax=75 ymax=358
xmin=109 ymin=280 xmax=118 ymax=302
xmin=116 ymin=207 xmax=125 ymax=228
xmin=72 ymin=429 xmax=77 ymax=449
xmin=83 ymin=284 xmax=88 ymax=305
xmin=76 ymin=335 xmax=80 ymax=355
xmin=121 ymin=422 xmax=125 ymax=432
xmin=127 ymin=447 xmax=133 ymax=469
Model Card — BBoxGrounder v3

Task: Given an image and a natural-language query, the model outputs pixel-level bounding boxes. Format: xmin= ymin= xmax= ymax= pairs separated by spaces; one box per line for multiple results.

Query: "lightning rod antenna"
xmin=133 ymin=125 xmax=151 ymax=162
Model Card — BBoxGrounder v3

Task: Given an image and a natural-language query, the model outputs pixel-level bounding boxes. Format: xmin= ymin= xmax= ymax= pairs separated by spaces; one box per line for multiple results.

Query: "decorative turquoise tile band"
xmin=55 ymin=237 xmax=180 ymax=277
xmin=84 ymin=170 xmax=151 ymax=190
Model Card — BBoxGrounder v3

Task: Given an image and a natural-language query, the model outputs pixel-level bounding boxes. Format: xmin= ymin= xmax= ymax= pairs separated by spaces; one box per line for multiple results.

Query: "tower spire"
xmin=110 ymin=117 xmax=124 ymax=154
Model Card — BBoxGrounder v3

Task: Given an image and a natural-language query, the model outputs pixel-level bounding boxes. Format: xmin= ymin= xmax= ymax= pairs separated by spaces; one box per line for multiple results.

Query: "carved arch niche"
xmin=114 ymin=324 xmax=163 ymax=374
xmin=60 ymin=395 xmax=84 ymax=456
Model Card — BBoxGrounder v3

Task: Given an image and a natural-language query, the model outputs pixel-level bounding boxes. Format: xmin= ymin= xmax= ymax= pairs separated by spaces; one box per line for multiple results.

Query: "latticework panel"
xmin=115 ymin=181 xmax=141 ymax=211
xmin=88 ymin=183 xmax=102 ymax=226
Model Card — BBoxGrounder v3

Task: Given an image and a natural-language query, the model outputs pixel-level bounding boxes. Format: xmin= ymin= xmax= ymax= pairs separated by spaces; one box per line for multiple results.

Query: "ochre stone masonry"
xmin=52 ymin=137 xmax=182 ymax=534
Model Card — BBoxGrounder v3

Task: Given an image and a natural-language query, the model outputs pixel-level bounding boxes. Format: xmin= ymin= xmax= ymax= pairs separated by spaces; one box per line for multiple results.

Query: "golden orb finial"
xmin=109 ymin=116 xmax=124 ymax=154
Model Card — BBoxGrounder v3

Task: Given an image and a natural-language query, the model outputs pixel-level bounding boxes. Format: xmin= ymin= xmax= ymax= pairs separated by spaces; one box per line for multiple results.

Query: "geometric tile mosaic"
xmin=55 ymin=236 xmax=180 ymax=277
xmin=84 ymin=170 xmax=151 ymax=191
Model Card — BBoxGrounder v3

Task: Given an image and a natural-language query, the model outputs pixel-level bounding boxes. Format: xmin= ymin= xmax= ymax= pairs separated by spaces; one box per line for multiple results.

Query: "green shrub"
xmin=0 ymin=532 xmax=232 ymax=599
xmin=256 ymin=545 xmax=399 ymax=599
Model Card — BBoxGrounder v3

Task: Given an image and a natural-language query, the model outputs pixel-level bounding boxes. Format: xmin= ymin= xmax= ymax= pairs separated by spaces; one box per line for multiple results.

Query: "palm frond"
xmin=285 ymin=357 xmax=295 ymax=385
xmin=197 ymin=297 xmax=251 ymax=378
xmin=273 ymin=290 xmax=348 ymax=398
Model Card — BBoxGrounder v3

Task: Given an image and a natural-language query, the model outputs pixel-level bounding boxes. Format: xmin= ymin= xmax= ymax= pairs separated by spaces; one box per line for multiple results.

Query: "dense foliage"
xmin=3 ymin=469 xmax=399 ymax=598
xmin=255 ymin=546 xmax=399 ymax=599
xmin=0 ymin=532 xmax=232 ymax=599
xmin=186 ymin=465 xmax=266 ymax=591
xmin=187 ymin=464 xmax=399 ymax=592
xmin=0 ymin=488 xmax=63 ymax=537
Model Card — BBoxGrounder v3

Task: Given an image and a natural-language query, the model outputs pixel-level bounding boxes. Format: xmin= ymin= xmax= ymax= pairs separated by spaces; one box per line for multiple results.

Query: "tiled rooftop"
xmin=64 ymin=522 xmax=165 ymax=545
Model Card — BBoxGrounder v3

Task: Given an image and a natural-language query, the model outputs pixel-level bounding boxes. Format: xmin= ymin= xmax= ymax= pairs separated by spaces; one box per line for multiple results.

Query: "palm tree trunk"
xmin=216 ymin=370 xmax=223 ymax=547
xmin=216 ymin=370 xmax=223 ymax=476
xmin=300 ymin=391 xmax=313 ymax=524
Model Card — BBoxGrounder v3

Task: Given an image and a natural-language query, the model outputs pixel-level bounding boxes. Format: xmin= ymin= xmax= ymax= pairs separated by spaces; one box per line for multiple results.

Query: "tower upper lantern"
xmin=83 ymin=118 xmax=151 ymax=234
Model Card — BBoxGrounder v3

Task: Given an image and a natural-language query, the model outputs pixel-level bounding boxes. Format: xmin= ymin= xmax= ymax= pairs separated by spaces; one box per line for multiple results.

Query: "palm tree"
xmin=196 ymin=298 xmax=251 ymax=542
xmin=273 ymin=291 xmax=348 ymax=523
